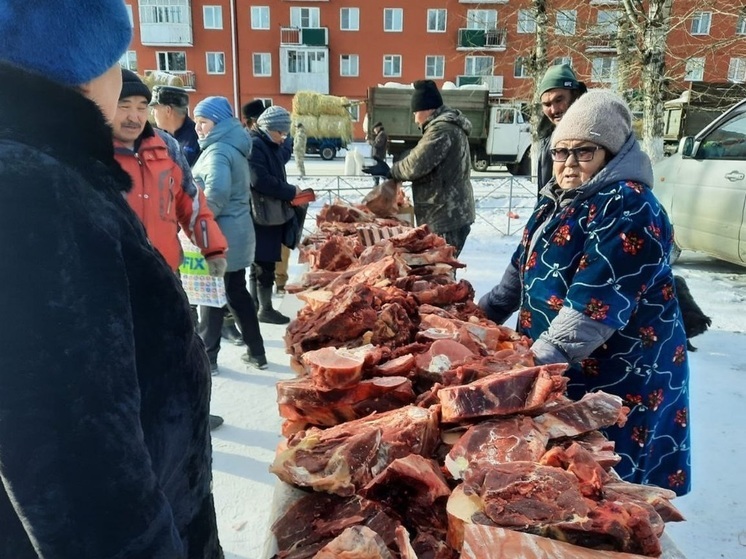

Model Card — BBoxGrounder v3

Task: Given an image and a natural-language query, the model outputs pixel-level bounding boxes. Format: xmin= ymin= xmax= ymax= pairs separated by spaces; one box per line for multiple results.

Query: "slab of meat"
xmin=415 ymin=339 xmax=476 ymax=376
xmin=550 ymin=431 xmax=621 ymax=470
xmin=277 ymin=376 xmax=416 ymax=428
xmin=307 ymin=234 xmax=360 ymax=271
xmin=317 ymin=203 xmax=374 ymax=224
xmin=445 ymin=417 xmax=549 ymax=481
xmin=312 ymin=526 xmax=394 ymax=559
xmin=301 ymin=346 xmax=368 ymax=390
xmin=438 ymin=364 xmax=569 ymax=423
xmin=444 ymin=348 xmax=535 ymax=386
xmin=270 ymin=405 xmax=440 ymax=496
xmin=460 ymin=524 xmax=654 ymax=559
xmin=533 ymin=392 xmax=629 ymax=439
xmin=374 ymin=354 xmax=417 ymax=376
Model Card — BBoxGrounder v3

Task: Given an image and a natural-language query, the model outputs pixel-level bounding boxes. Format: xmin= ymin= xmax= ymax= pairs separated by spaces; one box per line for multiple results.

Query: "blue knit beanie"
xmin=257 ymin=106 xmax=292 ymax=134
xmin=0 ymin=0 xmax=132 ymax=86
xmin=194 ymin=96 xmax=234 ymax=124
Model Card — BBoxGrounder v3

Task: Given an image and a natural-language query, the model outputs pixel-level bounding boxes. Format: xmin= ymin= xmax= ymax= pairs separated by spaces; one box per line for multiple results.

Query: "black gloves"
xmin=362 ymin=156 xmax=391 ymax=178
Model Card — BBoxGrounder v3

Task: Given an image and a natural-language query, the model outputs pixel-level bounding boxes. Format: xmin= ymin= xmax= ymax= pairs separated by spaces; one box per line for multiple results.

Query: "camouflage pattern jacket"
xmin=390 ymin=106 xmax=475 ymax=234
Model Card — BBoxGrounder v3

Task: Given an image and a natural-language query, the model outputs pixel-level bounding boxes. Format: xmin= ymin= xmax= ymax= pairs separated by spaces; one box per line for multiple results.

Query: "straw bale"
xmin=292 ymin=91 xmax=350 ymax=117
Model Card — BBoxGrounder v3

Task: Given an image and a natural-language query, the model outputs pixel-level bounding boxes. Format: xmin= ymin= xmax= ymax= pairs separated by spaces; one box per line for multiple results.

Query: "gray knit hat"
xmin=257 ymin=106 xmax=292 ymax=134
xmin=551 ymin=89 xmax=632 ymax=155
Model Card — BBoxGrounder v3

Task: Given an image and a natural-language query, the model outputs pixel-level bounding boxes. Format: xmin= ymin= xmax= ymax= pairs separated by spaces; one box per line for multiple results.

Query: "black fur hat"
xmin=410 ymin=80 xmax=443 ymax=112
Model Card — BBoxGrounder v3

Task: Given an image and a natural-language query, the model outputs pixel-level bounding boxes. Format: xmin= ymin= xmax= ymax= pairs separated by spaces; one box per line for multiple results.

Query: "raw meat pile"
xmin=269 ymin=203 xmax=684 ymax=559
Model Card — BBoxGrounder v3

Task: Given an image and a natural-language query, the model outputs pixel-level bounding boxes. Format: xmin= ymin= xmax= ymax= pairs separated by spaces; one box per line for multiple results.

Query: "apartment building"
xmin=121 ymin=1 xmax=746 ymax=140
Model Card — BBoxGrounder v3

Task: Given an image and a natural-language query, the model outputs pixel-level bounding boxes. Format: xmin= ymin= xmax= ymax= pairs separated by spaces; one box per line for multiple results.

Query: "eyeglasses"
xmin=550 ymin=146 xmax=603 ymax=162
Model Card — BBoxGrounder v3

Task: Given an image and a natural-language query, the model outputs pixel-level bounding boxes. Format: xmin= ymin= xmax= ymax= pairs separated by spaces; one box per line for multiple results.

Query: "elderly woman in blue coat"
xmin=192 ymin=96 xmax=267 ymax=370
xmin=479 ymin=90 xmax=691 ymax=495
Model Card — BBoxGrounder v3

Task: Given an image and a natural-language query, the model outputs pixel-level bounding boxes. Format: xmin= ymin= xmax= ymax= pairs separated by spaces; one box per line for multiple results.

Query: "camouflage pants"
xmin=440 ymin=224 xmax=471 ymax=257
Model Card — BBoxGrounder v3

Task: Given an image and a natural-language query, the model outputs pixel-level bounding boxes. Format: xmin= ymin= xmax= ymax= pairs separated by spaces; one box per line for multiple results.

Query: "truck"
xmin=292 ymin=91 xmax=353 ymax=160
xmin=304 ymin=137 xmax=346 ymax=161
xmin=663 ymin=82 xmax=746 ymax=155
xmin=366 ymin=86 xmax=532 ymax=175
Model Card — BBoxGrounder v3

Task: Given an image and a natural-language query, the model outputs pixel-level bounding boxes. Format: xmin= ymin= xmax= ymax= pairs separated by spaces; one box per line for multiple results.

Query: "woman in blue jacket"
xmin=479 ymin=90 xmax=691 ymax=495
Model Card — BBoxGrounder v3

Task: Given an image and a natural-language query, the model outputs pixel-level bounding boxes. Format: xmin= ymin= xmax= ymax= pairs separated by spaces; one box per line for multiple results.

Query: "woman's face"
xmin=552 ymin=141 xmax=606 ymax=190
xmin=195 ymin=116 xmax=216 ymax=139
xmin=79 ymin=63 xmax=123 ymax=124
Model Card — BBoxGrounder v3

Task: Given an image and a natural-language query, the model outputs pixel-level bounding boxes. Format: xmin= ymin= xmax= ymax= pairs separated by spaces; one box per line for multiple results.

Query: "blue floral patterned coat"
xmin=482 ymin=135 xmax=691 ymax=495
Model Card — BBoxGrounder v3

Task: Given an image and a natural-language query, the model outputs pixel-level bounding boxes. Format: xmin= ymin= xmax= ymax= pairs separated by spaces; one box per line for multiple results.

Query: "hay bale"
xmin=142 ymin=70 xmax=185 ymax=88
xmin=317 ymin=115 xmax=353 ymax=144
xmin=292 ymin=91 xmax=350 ymax=117
xmin=292 ymin=115 xmax=320 ymax=137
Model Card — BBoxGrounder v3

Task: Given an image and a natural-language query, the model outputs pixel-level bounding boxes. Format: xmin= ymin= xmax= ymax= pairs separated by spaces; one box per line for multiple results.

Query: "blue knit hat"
xmin=0 ymin=0 xmax=132 ymax=86
xmin=257 ymin=106 xmax=292 ymax=134
xmin=194 ymin=96 xmax=234 ymax=124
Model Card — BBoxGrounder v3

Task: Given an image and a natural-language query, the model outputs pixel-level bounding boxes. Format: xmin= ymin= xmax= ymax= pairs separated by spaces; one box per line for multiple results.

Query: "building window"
xmin=684 ymin=57 xmax=705 ymax=81
xmin=348 ymin=105 xmax=360 ymax=122
xmin=203 ymin=6 xmax=222 ymax=29
xmin=251 ymin=6 xmax=269 ymax=30
xmin=257 ymin=98 xmax=273 ymax=109
xmin=517 ymin=9 xmax=536 ymax=34
xmin=288 ymin=50 xmax=326 ymax=73
xmin=340 ymin=54 xmax=359 ymax=77
xmin=690 ymin=12 xmax=711 ymax=35
xmin=157 ymin=51 xmax=186 ymax=72
xmin=465 ymin=55 xmax=494 ymax=77
xmin=253 ymin=53 xmax=271 ymax=76
xmin=728 ymin=58 xmax=746 ymax=82
xmin=427 ymin=9 xmax=446 ymax=32
xmin=125 ymin=4 xmax=134 ymax=26
xmin=340 ymin=7 xmax=359 ymax=31
xmin=592 ymin=57 xmax=617 ymax=83
xmin=119 ymin=50 xmax=138 ymax=72
xmin=290 ymin=7 xmax=320 ymax=28
xmin=383 ymin=55 xmax=402 ymax=77
xmin=553 ymin=57 xmax=572 ymax=67
xmin=426 ymin=55 xmax=445 ymax=79
xmin=466 ymin=9 xmax=497 ymax=30
xmin=513 ymin=56 xmax=529 ymax=79
xmin=596 ymin=10 xmax=620 ymax=34
xmin=139 ymin=0 xmax=186 ymax=24
xmin=384 ymin=8 xmax=403 ymax=32
xmin=206 ymin=52 xmax=225 ymax=74
xmin=738 ymin=11 xmax=746 ymax=34
xmin=555 ymin=10 xmax=577 ymax=36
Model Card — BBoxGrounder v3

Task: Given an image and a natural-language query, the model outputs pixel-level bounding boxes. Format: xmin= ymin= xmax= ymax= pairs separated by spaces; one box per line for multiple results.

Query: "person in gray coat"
xmin=363 ymin=80 xmax=475 ymax=256
xmin=191 ymin=97 xmax=267 ymax=371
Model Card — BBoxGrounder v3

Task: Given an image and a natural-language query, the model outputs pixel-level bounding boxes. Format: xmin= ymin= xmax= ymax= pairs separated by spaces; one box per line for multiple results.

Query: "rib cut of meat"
xmin=277 ymin=376 xmax=416 ymax=428
xmin=533 ymin=392 xmax=629 ymax=439
xmin=271 ymin=405 xmax=440 ymax=496
xmin=438 ymin=364 xmax=569 ymax=423
xmin=445 ymin=417 xmax=549 ymax=480
xmin=312 ymin=526 xmax=394 ymax=559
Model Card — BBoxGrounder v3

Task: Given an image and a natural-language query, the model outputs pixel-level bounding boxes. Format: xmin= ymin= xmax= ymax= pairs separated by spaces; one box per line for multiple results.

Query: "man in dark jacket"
xmin=368 ymin=121 xmax=389 ymax=186
xmin=535 ymin=64 xmax=587 ymax=195
xmin=363 ymin=80 xmax=475 ymax=256
xmin=151 ymin=85 xmax=202 ymax=167
xmin=0 ymin=2 xmax=222 ymax=557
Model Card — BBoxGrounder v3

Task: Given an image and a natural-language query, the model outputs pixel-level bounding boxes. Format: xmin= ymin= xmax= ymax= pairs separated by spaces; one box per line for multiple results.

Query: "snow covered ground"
xmin=208 ymin=162 xmax=746 ymax=558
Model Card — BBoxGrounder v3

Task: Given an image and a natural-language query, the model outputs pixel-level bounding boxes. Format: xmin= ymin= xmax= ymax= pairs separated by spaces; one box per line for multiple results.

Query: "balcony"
xmin=280 ymin=27 xmax=329 ymax=47
xmin=457 ymin=28 xmax=507 ymax=51
xmin=456 ymin=75 xmax=504 ymax=96
xmin=144 ymin=70 xmax=196 ymax=91
xmin=140 ymin=22 xmax=193 ymax=46
xmin=586 ymin=31 xmax=618 ymax=53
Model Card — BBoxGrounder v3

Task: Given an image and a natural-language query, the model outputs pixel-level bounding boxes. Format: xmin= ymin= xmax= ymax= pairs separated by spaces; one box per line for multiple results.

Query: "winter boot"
xmin=209 ymin=414 xmax=224 ymax=430
xmin=257 ymin=285 xmax=290 ymax=324
xmin=221 ymin=311 xmax=245 ymax=346
xmin=241 ymin=352 xmax=268 ymax=370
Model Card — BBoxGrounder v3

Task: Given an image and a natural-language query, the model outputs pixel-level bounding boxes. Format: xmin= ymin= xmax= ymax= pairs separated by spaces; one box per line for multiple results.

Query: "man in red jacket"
xmin=113 ymin=70 xmax=228 ymax=429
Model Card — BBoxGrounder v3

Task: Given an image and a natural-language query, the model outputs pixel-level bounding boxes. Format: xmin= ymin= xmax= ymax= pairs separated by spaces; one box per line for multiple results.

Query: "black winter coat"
xmin=249 ymin=130 xmax=297 ymax=262
xmin=0 ymin=63 xmax=221 ymax=559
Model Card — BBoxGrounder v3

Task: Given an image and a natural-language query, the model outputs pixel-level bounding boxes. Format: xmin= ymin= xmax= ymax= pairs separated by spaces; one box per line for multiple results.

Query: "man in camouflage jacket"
xmin=364 ymin=80 xmax=475 ymax=256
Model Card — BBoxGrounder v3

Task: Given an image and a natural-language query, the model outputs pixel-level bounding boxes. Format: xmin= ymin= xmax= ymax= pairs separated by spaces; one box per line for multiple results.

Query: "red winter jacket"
xmin=115 ymin=125 xmax=226 ymax=271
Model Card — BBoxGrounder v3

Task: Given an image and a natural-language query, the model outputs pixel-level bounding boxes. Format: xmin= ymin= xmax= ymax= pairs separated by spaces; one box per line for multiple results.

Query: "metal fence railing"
xmin=290 ymin=175 xmax=538 ymax=238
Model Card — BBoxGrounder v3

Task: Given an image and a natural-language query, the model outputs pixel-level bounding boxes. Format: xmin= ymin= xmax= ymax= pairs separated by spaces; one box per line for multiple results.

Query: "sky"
xmin=206 ymin=164 xmax=746 ymax=559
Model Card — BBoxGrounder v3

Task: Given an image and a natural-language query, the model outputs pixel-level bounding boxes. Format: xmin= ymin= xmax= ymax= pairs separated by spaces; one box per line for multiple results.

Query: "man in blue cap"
xmin=0 ymin=1 xmax=223 ymax=557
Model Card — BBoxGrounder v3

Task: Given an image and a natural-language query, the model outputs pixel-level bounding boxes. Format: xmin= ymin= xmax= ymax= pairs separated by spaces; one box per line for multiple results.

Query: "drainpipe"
xmin=230 ymin=0 xmax=239 ymax=112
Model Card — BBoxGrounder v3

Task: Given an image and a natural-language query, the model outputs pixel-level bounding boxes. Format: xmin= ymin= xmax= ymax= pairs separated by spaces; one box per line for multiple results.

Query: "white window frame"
xmin=251 ymin=6 xmax=270 ymax=30
xmin=465 ymin=55 xmax=494 ymax=77
xmin=684 ymin=57 xmax=705 ymax=81
xmin=384 ymin=8 xmax=403 ymax=32
xmin=257 ymin=97 xmax=273 ymax=108
xmin=427 ymin=9 xmax=447 ymax=33
xmin=728 ymin=58 xmax=746 ymax=83
xmin=383 ymin=55 xmax=402 ymax=77
xmin=738 ymin=12 xmax=746 ymax=35
xmin=425 ymin=55 xmax=445 ymax=79
xmin=690 ymin=12 xmax=712 ymax=35
xmin=348 ymin=105 xmax=360 ymax=122
xmin=466 ymin=9 xmax=497 ymax=30
xmin=287 ymin=50 xmax=326 ymax=74
xmin=340 ymin=7 xmax=359 ymax=31
xmin=513 ymin=56 xmax=529 ymax=79
xmin=556 ymin=10 xmax=577 ymax=36
xmin=596 ymin=10 xmax=620 ymax=34
xmin=203 ymin=5 xmax=222 ymax=30
xmin=156 ymin=51 xmax=186 ymax=72
xmin=517 ymin=9 xmax=536 ymax=34
xmin=253 ymin=53 xmax=271 ymax=77
xmin=125 ymin=4 xmax=134 ymax=27
xmin=290 ymin=7 xmax=320 ymax=29
xmin=340 ymin=54 xmax=359 ymax=77
xmin=206 ymin=52 xmax=225 ymax=74
xmin=139 ymin=0 xmax=187 ymax=24
xmin=119 ymin=50 xmax=138 ymax=72
xmin=592 ymin=57 xmax=618 ymax=83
